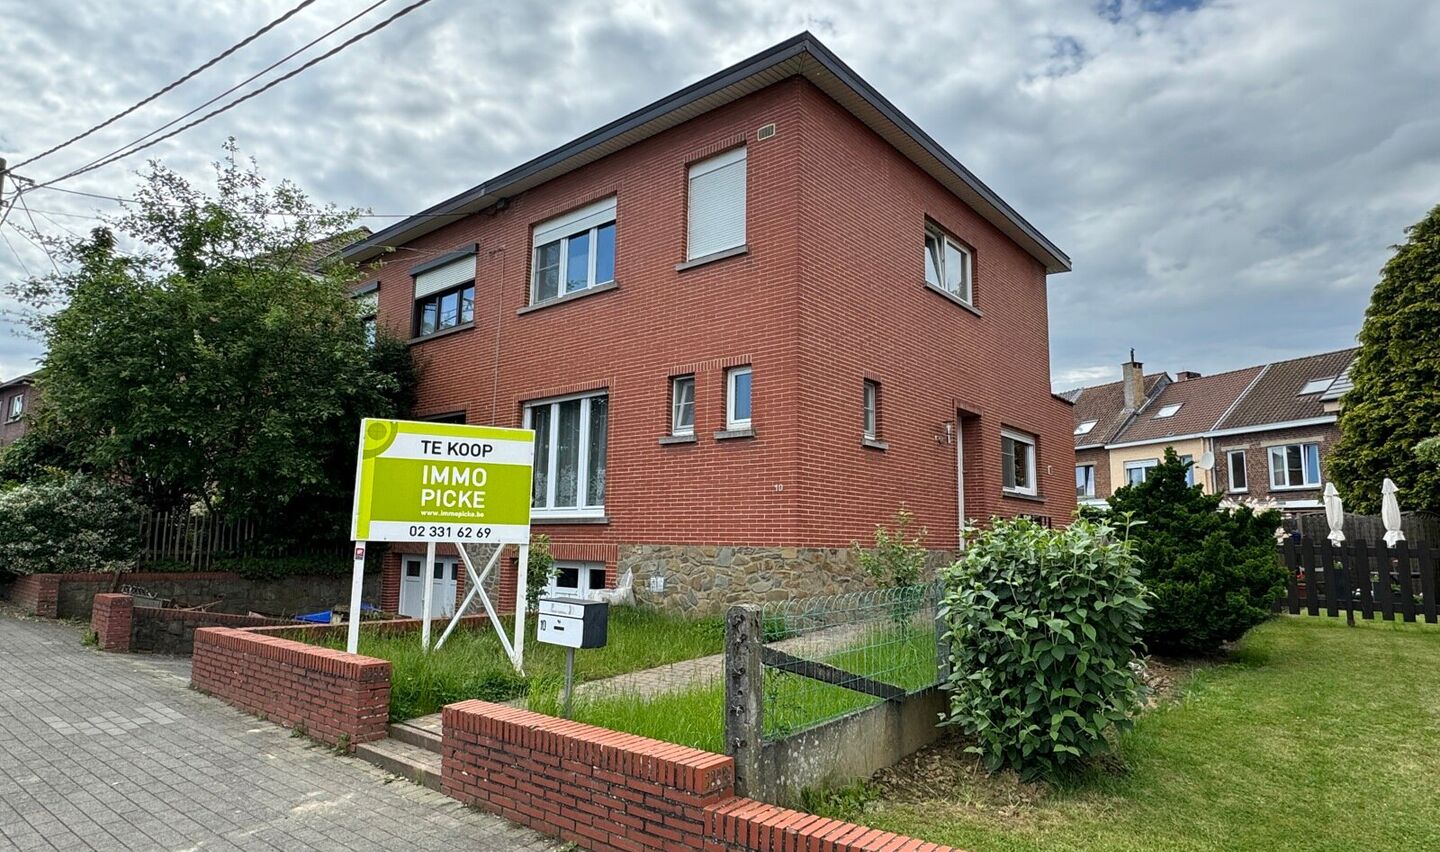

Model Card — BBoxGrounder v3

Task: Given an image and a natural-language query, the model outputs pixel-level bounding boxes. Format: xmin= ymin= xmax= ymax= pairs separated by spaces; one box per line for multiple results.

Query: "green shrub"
xmin=0 ymin=474 xmax=141 ymax=576
xmin=854 ymin=509 xmax=929 ymax=625
xmin=941 ymin=516 xmax=1148 ymax=780
xmin=1106 ymin=448 xmax=1286 ymax=655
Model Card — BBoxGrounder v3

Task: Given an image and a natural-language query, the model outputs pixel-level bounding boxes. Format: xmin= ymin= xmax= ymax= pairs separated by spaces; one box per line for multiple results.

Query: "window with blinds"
xmin=412 ymin=254 xmax=476 ymax=338
xmin=686 ymin=147 xmax=747 ymax=261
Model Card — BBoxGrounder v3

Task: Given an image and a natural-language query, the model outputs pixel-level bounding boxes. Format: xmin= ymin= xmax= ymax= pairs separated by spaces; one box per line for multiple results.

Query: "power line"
xmin=29 ymin=185 xmax=470 ymax=220
xmin=7 ymin=0 xmax=318 ymax=172
xmin=46 ymin=0 xmax=393 ymax=188
xmin=1 ymin=228 xmax=32 ymax=277
xmin=32 ymin=0 xmax=437 ymax=192
xmin=14 ymin=192 xmax=60 ymax=273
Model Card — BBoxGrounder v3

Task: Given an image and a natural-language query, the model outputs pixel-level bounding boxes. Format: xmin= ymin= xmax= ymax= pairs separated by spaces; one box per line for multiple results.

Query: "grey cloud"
xmin=1 ymin=0 xmax=1436 ymax=387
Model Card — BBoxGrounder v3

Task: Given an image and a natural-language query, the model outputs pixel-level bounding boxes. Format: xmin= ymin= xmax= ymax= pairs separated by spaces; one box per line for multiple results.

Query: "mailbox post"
xmin=536 ymin=597 xmax=609 ymax=717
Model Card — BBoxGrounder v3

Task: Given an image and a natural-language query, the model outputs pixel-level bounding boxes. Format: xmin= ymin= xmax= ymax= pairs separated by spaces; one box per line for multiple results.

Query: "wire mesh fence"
xmin=757 ymin=582 xmax=944 ymax=740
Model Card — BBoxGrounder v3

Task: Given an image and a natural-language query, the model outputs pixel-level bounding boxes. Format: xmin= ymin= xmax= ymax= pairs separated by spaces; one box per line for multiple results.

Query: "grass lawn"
xmin=305 ymin=607 xmax=724 ymax=720
xmin=811 ymin=617 xmax=1440 ymax=851
xmin=531 ymin=623 xmax=942 ymax=753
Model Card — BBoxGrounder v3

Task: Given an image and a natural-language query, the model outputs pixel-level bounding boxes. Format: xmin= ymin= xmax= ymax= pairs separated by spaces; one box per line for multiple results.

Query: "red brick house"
xmin=0 ymin=372 xmax=37 ymax=447
xmin=342 ymin=33 xmax=1075 ymax=615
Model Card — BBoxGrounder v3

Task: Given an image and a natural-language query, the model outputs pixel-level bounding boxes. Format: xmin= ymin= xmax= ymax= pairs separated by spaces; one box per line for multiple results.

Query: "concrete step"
xmin=355 ymin=737 xmax=441 ymax=791
xmin=388 ymin=719 xmax=442 ymax=754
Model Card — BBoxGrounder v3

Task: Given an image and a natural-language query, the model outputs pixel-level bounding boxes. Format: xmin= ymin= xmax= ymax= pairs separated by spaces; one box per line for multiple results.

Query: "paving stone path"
xmin=0 ymin=605 xmax=559 ymax=852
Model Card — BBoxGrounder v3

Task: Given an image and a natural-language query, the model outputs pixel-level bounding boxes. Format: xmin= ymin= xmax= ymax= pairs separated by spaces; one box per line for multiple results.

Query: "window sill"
xmin=1001 ymin=490 xmax=1045 ymax=503
xmin=518 ymin=280 xmax=620 ymax=315
xmin=531 ymin=515 xmax=610 ymax=525
xmin=1270 ymin=484 xmax=1322 ymax=492
xmin=862 ymin=438 xmax=889 ymax=451
xmin=676 ymin=244 xmax=748 ymax=272
xmin=923 ymin=282 xmax=983 ymax=317
xmin=407 ymin=322 xmax=474 ymax=345
xmin=659 ymin=434 xmax=697 ymax=445
xmin=1227 ymin=488 xmax=1250 ymax=495
xmin=715 ymin=427 xmax=755 ymax=440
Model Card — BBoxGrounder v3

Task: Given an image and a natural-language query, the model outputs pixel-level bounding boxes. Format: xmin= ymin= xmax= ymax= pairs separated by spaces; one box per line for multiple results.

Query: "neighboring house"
xmin=0 ymin=372 xmax=37 ymax=447
xmin=340 ymin=33 xmax=1076 ymax=616
xmin=1064 ymin=354 xmax=1168 ymax=506
xmin=1065 ymin=348 xmax=1358 ymax=514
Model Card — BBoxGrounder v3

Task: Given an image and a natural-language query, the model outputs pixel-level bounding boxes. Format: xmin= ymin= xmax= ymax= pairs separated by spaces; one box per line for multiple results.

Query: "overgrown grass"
xmin=306 ymin=607 xmax=723 ymax=720
xmin=809 ymin=617 xmax=1440 ymax=851
xmin=528 ymin=623 xmax=941 ymax=753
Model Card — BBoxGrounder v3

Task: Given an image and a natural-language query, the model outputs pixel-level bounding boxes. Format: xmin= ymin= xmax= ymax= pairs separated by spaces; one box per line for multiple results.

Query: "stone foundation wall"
xmin=619 ymin=544 xmax=955 ymax=615
xmin=40 ymin=571 xmax=382 ymax=620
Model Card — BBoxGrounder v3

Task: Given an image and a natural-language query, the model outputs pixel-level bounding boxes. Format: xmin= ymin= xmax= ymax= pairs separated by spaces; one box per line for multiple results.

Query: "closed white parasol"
xmin=1323 ymin=482 xmax=1345 ymax=545
xmin=1382 ymin=478 xmax=1405 ymax=547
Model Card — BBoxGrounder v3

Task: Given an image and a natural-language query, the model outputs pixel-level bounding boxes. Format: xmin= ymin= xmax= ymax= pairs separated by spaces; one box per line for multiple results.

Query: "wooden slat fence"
xmin=1278 ymin=538 xmax=1437 ymax=624
xmin=136 ymin=511 xmax=347 ymax=569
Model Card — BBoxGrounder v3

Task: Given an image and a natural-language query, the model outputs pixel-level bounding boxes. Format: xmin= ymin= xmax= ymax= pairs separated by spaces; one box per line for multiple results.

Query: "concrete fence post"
xmin=724 ymin=604 xmax=763 ymax=797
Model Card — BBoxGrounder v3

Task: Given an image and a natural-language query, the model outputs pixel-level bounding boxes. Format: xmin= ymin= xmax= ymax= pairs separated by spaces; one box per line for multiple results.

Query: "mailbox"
xmin=536 ymin=597 xmax=608 ymax=649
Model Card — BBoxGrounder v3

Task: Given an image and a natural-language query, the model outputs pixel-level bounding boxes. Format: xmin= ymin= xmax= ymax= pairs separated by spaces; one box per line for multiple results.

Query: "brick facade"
xmin=368 ymin=75 xmax=1073 ymax=609
xmin=6 ymin=574 xmax=60 ymax=618
xmin=0 ymin=378 xmax=33 ymax=447
xmin=90 ymin=593 xmax=133 ymax=651
xmin=1075 ymin=447 xmax=1110 ymax=503
xmin=1215 ymin=423 xmax=1343 ymax=507
xmin=442 ymin=700 xmax=955 ymax=852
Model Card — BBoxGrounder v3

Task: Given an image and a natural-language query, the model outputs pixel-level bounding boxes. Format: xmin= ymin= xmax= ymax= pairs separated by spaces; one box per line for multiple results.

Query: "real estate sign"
xmin=350 ymin=418 xmax=534 ymax=544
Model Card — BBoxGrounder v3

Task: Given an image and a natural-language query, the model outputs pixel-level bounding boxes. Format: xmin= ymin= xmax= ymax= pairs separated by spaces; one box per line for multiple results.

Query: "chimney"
xmin=1175 ymin=370 xmax=1202 ymax=382
xmin=1122 ymin=350 xmax=1145 ymax=412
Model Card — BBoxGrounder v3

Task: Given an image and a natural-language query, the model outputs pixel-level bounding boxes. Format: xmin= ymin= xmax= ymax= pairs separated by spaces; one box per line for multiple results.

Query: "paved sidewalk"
xmin=0 ymin=606 xmax=558 ymax=852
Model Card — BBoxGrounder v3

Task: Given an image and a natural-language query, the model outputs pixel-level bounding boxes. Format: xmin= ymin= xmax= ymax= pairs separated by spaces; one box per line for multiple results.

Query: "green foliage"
xmin=1107 ymin=449 xmax=1286 ymax=655
xmin=1417 ymin=436 xmax=1440 ymax=468
xmin=855 ymin=509 xmax=929 ymax=624
xmin=941 ymin=516 xmax=1149 ymax=780
xmin=524 ymin=534 xmax=557 ymax=611
xmin=1330 ymin=203 xmax=1440 ymax=513
xmin=6 ymin=141 xmax=415 ymax=546
xmin=0 ymin=473 xmax=142 ymax=576
xmin=799 ymin=780 xmax=878 ymax=823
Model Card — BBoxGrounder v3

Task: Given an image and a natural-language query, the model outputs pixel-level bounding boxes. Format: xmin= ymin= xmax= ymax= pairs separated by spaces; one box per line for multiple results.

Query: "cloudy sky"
xmin=2 ymin=0 xmax=1437 ymax=388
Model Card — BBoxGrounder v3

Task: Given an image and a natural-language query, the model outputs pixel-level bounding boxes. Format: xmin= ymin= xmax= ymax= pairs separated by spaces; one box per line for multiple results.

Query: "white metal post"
xmin=346 ymin=541 xmax=366 ymax=654
xmin=420 ymin=540 xmax=437 ymax=650
xmin=513 ymin=543 xmax=529 ymax=669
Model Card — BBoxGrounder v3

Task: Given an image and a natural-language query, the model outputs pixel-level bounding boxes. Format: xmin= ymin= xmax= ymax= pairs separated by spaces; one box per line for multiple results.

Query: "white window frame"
xmin=546 ymin=561 xmax=608 ymax=599
xmin=1227 ymin=449 xmax=1249 ymax=493
xmin=1268 ymin=442 xmax=1322 ymax=490
xmin=523 ymin=390 xmax=608 ymax=519
xmin=1076 ymin=464 xmax=1096 ymax=498
xmin=1001 ymin=428 xmax=1037 ymax=496
xmin=726 ymin=366 xmax=753 ymax=431
xmin=530 ymin=197 xmax=617 ymax=305
xmin=6 ymin=393 xmax=22 ymax=421
xmin=1124 ymin=458 xmax=1159 ymax=486
xmin=1153 ymin=403 xmax=1182 ymax=419
xmin=863 ymin=380 xmax=879 ymax=440
xmin=1179 ymin=454 xmax=1196 ymax=487
xmin=1074 ymin=419 xmax=1097 ymax=437
xmin=686 ymin=148 xmax=747 ymax=260
xmin=924 ymin=224 xmax=974 ymax=305
xmin=671 ymin=375 xmax=695 ymax=436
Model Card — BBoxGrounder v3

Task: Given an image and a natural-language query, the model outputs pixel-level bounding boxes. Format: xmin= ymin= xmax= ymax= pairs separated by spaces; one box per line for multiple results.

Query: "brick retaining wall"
xmin=7 ymin=574 xmax=60 ymax=618
xmin=91 ymin=594 xmax=133 ymax=651
xmin=192 ymin=627 xmax=391 ymax=749
xmin=442 ymin=701 xmax=956 ymax=852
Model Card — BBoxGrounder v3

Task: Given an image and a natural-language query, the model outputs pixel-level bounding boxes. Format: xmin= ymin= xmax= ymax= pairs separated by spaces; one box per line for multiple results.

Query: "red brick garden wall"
xmin=90 ymin=593 xmax=133 ymax=651
xmin=442 ymin=701 xmax=956 ymax=852
xmin=191 ymin=626 xmax=391 ymax=749
xmin=7 ymin=574 xmax=60 ymax=617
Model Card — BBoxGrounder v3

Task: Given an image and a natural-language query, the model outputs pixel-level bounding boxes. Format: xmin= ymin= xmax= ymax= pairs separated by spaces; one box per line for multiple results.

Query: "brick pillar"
xmin=91 ymin=593 xmax=134 ymax=652
xmin=379 ymin=551 xmax=402 ymax=615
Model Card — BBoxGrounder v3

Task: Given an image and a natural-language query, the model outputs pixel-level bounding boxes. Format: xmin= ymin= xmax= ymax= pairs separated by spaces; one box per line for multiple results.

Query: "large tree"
xmin=5 ymin=142 xmax=414 ymax=544
xmin=1329 ymin=204 xmax=1440 ymax=514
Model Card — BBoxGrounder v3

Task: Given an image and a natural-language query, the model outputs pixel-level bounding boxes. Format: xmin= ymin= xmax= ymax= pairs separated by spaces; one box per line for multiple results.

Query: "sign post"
xmin=350 ymin=418 xmax=534 ymax=665
xmin=346 ymin=542 xmax=366 ymax=654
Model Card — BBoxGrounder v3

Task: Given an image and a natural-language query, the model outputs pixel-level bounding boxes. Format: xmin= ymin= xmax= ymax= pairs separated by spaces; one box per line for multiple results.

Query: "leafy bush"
xmin=941 ymin=515 xmax=1148 ymax=780
xmin=854 ymin=509 xmax=929 ymax=624
xmin=0 ymin=474 xmax=142 ymax=576
xmin=524 ymin=534 xmax=556 ymax=610
xmin=1106 ymin=448 xmax=1286 ymax=655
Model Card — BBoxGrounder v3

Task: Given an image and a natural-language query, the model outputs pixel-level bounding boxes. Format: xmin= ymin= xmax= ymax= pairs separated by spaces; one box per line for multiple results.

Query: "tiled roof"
xmin=1068 ymin=373 xmax=1167 ymax=448
xmin=1111 ymin=366 xmax=1264 ymax=445
xmin=299 ymin=227 xmax=373 ymax=273
xmin=1214 ymin=348 xmax=1358 ymax=430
